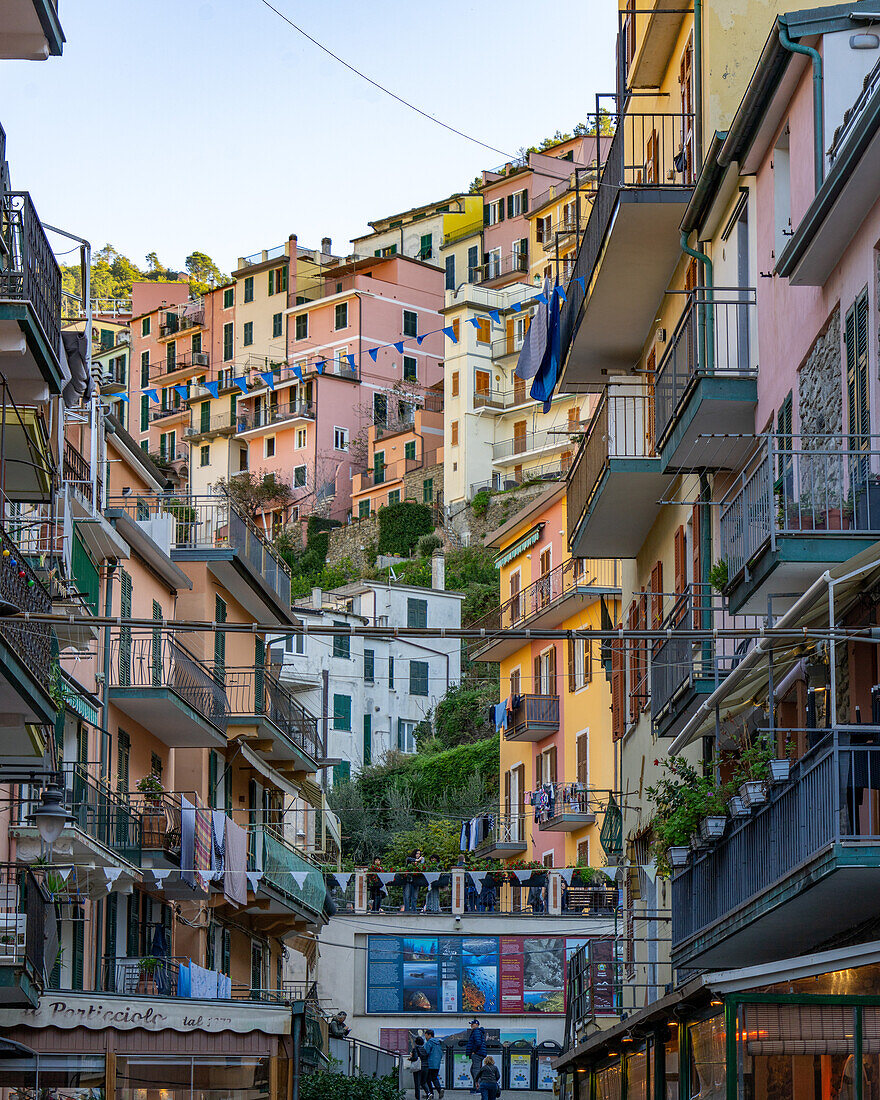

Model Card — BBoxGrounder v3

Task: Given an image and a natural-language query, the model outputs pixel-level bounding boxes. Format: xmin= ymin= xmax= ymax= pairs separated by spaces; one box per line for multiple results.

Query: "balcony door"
xmin=475 ymin=369 xmax=491 ymax=401
xmin=679 ymin=36 xmax=695 ymax=183
xmin=513 ymin=420 xmax=527 ymax=454
xmin=534 ymin=647 xmax=556 ymax=696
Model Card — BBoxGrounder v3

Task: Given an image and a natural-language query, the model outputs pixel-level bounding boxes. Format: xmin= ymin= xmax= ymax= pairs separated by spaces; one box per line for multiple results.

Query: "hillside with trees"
xmin=61 ymin=244 xmax=228 ymax=306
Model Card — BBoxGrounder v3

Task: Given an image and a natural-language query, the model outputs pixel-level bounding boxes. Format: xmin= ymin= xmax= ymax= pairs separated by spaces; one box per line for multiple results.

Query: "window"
xmin=264 ymin=436 xmax=275 ymax=458
xmin=332 ymin=620 xmax=350 ymax=659
xmin=536 ymin=215 xmax=552 ymax=244
xmin=404 ymin=440 xmax=417 ymax=461
xmin=451 ymin=371 xmax=460 ymax=398
xmin=407 ymin=597 xmax=428 ymax=628
xmin=569 ymin=636 xmax=592 ymax=691
xmin=116 ymin=729 xmax=130 ymax=794
xmin=486 ymin=248 xmax=502 ymax=279
xmin=409 ymin=660 xmax=429 ymax=696
xmin=452 ymin=317 xmax=460 ymax=342
xmin=333 ymin=693 xmax=352 ymax=730
xmin=445 ymin=255 xmax=455 ymax=291
xmin=295 ymin=314 xmax=308 ymax=340
xmin=141 ymin=316 xmax=151 ymax=337
xmin=268 ymin=266 xmax=288 ymax=295
xmin=359 ymin=499 xmax=371 ymax=518
xmin=272 ymin=312 xmax=283 ymax=338
xmin=451 ymin=420 xmax=459 ymax=446
xmin=200 ymin=445 xmax=210 ymax=467
xmin=243 ymin=276 xmax=254 ymax=303
xmin=508 ymin=189 xmax=528 ymax=217
xmin=333 ymin=761 xmax=351 ymax=785
xmin=476 ymin=317 xmax=491 ymax=343
xmin=846 ymin=290 xmax=870 ymax=460
xmin=223 ymin=287 xmax=234 ymax=309
xmin=403 ymin=310 xmax=418 ymax=338
xmin=419 ymin=233 xmax=433 ymax=259
xmin=467 ymin=244 xmax=479 ymax=282
xmin=423 ymin=478 xmax=433 ymax=503
xmin=363 ymin=715 xmax=372 ymax=766
xmin=388 ymin=489 xmax=401 ymax=506
xmin=389 ymin=655 xmax=395 ymax=689
xmin=364 ymin=648 xmax=375 ymax=683
xmin=484 ymin=198 xmax=505 ymax=225
xmin=335 ymin=302 xmax=348 ymax=330
xmin=334 ymin=426 xmax=349 ymax=451
xmin=374 ymin=392 xmax=387 ymax=425
xmin=140 ymin=350 xmax=149 ymax=386
xmin=295 ymin=428 xmax=307 ymax=449
xmin=223 ymin=322 xmax=233 ymax=361
xmin=513 ymin=238 xmax=529 ymax=269
xmin=398 ymin=718 xmax=417 ymax=752
xmin=403 ymin=355 xmax=418 ymax=382
xmin=293 ymin=465 xmax=306 ymax=487
xmin=166 ymin=340 xmax=177 ymax=372
xmin=243 ymin=321 xmax=254 ymax=346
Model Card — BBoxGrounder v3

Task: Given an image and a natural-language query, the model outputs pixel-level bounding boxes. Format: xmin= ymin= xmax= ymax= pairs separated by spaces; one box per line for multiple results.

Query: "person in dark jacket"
xmin=328 ymin=1011 xmax=350 ymax=1038
xmin=422 ymin=1029 xmax=444 ymax=1098
xmin=476 ymin=1055 xmax=500 ymax=1100
xmin=465 ymin=1019 xmax=487 ymax=1092
xmin=409 ymin=1034 xmax=430 ymax=1099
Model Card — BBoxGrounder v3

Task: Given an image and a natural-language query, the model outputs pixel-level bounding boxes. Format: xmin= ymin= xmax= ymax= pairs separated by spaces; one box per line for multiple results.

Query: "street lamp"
xmin=28 ymin=783 xmax=70 ymax=845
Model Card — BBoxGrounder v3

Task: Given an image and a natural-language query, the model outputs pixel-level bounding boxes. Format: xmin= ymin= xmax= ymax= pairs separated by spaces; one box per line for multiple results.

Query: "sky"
xmin=0 ymin=1 xmax=617 ymax=276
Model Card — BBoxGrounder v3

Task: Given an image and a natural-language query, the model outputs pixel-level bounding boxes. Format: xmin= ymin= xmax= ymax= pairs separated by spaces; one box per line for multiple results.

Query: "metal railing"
xmin=329 ymin=1036 xmax=400 ymax=1079
xmin=567 ymin=387 xmax=655 ymax=546
xmin=0 ymin=522 xmax=52 ymax=691
xmin=468 ymin=459 xmax=566 ymax=499
xmin=559 ymin=113 xmax=694 ymax=364
xmin=237 ymin=400 xmax=316 ymax=430
xmin=150 ymin=351 xmax=210 ymax=380
xmin=226 ymin=668 xmax=321 ymax=761
xmin=258 ymin=827 xmax=326 ymax=915
xmin=672 ymin=729 xmax=880 ymax=949
xmin=719 ymin=434 xmax=880 ymax=583
xmin=508 ymin=694 xmax=560 ymax=737
xmin=475 ymin=252 xmax=529 ymax=284
xmin=492 ymin=427 xmax=566 ymax=461
xmin=63 ymin=440 xmax=102 ymax=506
xmin=474 ymin=557 xmax=621 ymax=636
xmin=188 ymin=411 xmax=238 ymax=437
xmin=0 ymin=192 xmax=61 ymax=358
xmin=108 ymin=629 xmax=230 ymax=733
xmin=149 ymin=403 xmax=187 ymax=422
xmin=358 ymin=456 xmax=424 ymax=489
xmin=62 ymin=764 xmax=142 ymax=865
xmin=654 ymin=288 xmax=757 ymax=448
xmin=130 ymin=791 xmax=182 ymax=858
xmin=531 ymin=782 xmax=599 ymax=825
xmin=106 ymin=494 xmax=292 ymax=604
xmin=0 ymin=865 xmax=51 ymax=984
xmin=650 ymin=584 xmax=761 ymax=733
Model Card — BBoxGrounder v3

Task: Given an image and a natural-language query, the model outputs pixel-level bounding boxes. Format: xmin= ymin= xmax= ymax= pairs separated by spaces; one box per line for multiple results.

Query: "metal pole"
xmin=829 ymin=579 xmax=838 ymax=727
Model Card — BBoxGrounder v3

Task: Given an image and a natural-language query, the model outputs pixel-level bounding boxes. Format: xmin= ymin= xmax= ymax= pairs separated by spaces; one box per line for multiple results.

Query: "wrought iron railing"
xmin=508 ymin=694 xmax=560 ymax=737
xmin=149 ymin=351 xmax=210 ymax=380
xmin=258 ymin=827 xmax=326 ymax=915
xmin=61 ymin=764 xmax=142 ymax=865
xmin=0 ymin=192 xmax=61 ymax=358
xmin=189 ymin=411 xmax=238 ymax=437
xmin=0 ymin=865 xmax=52 ymax=984
xmin=237 ymin=400 xmax=316 ymax=430
xmin=63 ymin=440 xmax=102 ymax=506
xmin=0 ymin=522 xmax=52 ymax=691
xmin=492 ymin=427 xmax=565 ymax=460
xmin=468 ymin=459 xmax=567 ymax=499
xmin=108 ymin=629 xmax=230 ymax=733
xmin=475 ymin=252 xmax=529 ymax=284
xmin=654 ymin=288 xmax=757 ymax=448
xmin=719 ymin=434 xmax=880 ymax=583
xmin=226 ymin=668 xmax=321 ymax=761
xmin=672 ymin=729 xmax=880 ymax=950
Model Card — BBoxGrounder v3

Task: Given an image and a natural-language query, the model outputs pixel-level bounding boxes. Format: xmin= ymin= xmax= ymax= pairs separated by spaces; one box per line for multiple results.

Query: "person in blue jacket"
xmin=422 ymin=1029 xmax=444 ymax=1098
xmin=465 ymin=1018 xmax=487 ymax=1092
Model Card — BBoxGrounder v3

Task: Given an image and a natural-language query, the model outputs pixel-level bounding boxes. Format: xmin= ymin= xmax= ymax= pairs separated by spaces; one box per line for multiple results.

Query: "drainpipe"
xmin=779 ymin=21 xmax=824 ymax=194
xmin=101 ymin=562 xmax=116 ymax=780
xmin=680 ymin=230 xmax=715 ymax=373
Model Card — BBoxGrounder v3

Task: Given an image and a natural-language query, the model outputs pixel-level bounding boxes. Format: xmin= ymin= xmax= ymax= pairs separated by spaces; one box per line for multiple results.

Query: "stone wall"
xmin=325 ymin=514 xmax=380 ymax=573
xmin=798 ymin=306 xmax=842 ymax=438
xmin=446 ymin=479 xmax=559 ymax=547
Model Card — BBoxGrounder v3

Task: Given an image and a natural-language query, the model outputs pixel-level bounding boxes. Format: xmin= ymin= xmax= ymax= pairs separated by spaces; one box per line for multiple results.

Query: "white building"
xmin=272 ymin=561 xmax=463 ymax=781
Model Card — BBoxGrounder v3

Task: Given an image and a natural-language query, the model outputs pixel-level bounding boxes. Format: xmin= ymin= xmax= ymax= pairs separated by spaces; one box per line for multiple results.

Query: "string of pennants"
xmin=323 ymin=862 xmax=620 ymax=892
xmin=110 ymin=282 xmax=579 ymax=404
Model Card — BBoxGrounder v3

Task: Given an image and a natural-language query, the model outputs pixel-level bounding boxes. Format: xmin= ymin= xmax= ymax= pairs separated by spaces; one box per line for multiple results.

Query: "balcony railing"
xmin=559 ymin=113 xmax=694 ymax=363
xmin=0 ymin=522 xmax=52 ymax=692
xmin=237 ymin=400 xmax=316 ymax=431
xmin=188 ymin=411 xmax=238 ymax=438
xmin=719 ymin=435 xmax=880 ymax=583
xmin=492 ymin=427 xmax=567 ymax=461
xmin=468 ymin=459 xmax=567 ymax=499
xmin=0 ymin=192 xmax=61 ymax=359
xmin=226 ymin=668 xmax=322 ymax=762
xmin=0 ymin=865 xmax=51 ymax=988
xmin=509 ymin=693 xmax=560 ymax=738
xmin=654 ymin=289 xmax=757 ymax=447
xmin=672 ymin=729 xmax=880 ymax=950
xmin=62 ymin=764 xmax=142 ymax=865
xmin=130 ymin=791 xmax=182 ymax=860
xmin=358 ymin=456 xmax=423 ymax=489
xmin=474 ymin=252 xmax=529 ymax=285
xmin=108 ymin=629 xmax=230 ymax=733
xmin=150 ymin=351 xmax=210 ymax=380
xmin=107 ymin=494 xmax=292 ymax=605
xmin=258 ymin=827 xmax=326 ymax=915
xmin=566 ymin=388 xmax=655 ymax=545
xmin=63 ymin=440 xmax=102 ymax=506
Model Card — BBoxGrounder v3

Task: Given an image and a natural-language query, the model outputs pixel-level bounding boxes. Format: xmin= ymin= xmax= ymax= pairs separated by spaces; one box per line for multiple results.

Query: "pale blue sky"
xmin=0 ymin=1 xmax=617 ymax=274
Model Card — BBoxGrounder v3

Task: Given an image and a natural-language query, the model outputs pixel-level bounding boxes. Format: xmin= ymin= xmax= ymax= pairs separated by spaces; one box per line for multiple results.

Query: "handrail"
xmin=64 ymin=439 xmax=103 ymax=506
xmin=0 ymin=522 xmax=52 ymax=690
xmin=0 ymin=192 xmax=61 ymax=357
xmin=237 ymin=400 xmax=316 ymax=430
xmin=226 ymin=668 xmax=321 ymax=761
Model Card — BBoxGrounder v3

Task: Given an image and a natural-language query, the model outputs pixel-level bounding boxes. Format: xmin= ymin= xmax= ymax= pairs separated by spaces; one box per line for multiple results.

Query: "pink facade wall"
xmin=131 ymin=281 xmax=188 ymax=319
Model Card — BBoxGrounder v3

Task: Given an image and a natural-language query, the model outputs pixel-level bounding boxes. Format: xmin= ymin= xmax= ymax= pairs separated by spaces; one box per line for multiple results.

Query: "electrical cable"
xmin=255 ymin=0 xmax=516 ymax=160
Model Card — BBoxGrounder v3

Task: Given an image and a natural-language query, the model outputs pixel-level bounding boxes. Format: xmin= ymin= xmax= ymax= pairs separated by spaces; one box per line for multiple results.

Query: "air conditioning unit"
xmin=184 ymin=427 xmax=197 ymax=438
xmin=192 ymin=352 xmax=209 ymax=367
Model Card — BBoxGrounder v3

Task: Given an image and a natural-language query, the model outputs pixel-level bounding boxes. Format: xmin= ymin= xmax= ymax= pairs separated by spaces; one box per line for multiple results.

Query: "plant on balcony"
xmin=216 ymin=470 xmax=294 ymax=525
xmin=646 ymin=757 xmax=719 ymax=875
xmin=708 ymin=559 xmax=729 ymax=593
xmin=731 ymin=733 xmax=775 ymax=807
xmin=137 ymin=774 xmax=165 ymax=800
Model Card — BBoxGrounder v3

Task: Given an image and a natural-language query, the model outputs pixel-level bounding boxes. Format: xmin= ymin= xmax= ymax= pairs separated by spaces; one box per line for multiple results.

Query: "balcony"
xmin=106 ymin=494 xmax=294 ymax=620
xmin=132 ymin=790 xmax=183 ymax=867
xmin=472 ymin=556 xmax=621 ymax=661
xmin=0 ymin=866 xmax=52 ymax=1007
xmin=534 ymin=784 xmax=597 ymax=832
xmin=650 ymin=584 xmax=762 ymax=741
xmin=475 ymin=252 xmax=529 ymax=286
xmin=492 ymin=427 xmax=568 ymax=464
xmin=150 ymin=350 xmax=210 ymax=384
xmin=0 ymin=192 xmax=63 ymax=396
xmin=227 ymin=669 xmax=322 ymax=771
xmin=672 ymin=729 xmax=880 ymax=969
xmin=355 ymin=456 xmax=423 ymax=492
xmin=256 ymin=826 xmax=327 ymax=920
xmin=558 ymin=113 xmax=694 ymax=390
xmin=236 ymin=400 xmax=317 ymax=436
xmin=107 ymin=629 xmax=230 ymax=748
xmin=98 ymin=355 xmax=127 ymax=395
xmin=468 ymin=459 xmax=566 ymax=499
xmin=149 ymin=402 xmax=188 ymax=424
xmin=474 ymin=813 xmax=528 ymax=858
xmin=505 ymin=694 xmax=559 ymax=743
xmin=63 ymin=439 xmax=103 ymax=507
xmin=157 ymin=301 xmax=204 ymax=340
xmin=185 ymin=410 xmax=238 ymax=442
xmin=719 ymin=435 xmax=880 ymax=613
xmin=654 ymin=289 xmax=758 ymax=471
xmin=0 ymin=521 xmax=54 ymax=729
xmin=567 ymin=387 xmax=671 ymax=557
xmin=0 ymin=1 xmax=65 ymax=60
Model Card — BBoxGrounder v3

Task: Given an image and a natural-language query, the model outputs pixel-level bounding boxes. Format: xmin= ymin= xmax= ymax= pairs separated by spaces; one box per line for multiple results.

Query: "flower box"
xmin=699 ymin=815 xmax=727 ymax=842
xmin=668 ymin=846 xmax=690 ymax=868
xmin=728 ymin=795 xmax=748 ymax=818
xmin=739 ymin=780 xmax=766 ymax=808
xmin=769 ymin=759 xmax=791 ymax=783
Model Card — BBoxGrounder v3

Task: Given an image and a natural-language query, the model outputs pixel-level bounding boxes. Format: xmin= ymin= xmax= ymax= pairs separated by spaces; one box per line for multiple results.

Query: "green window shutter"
xmin=214 ymin=595 xmax=227 ymax=682
xmin=268 ymin=269 xmax=275 ymax=296
xmin=333 ymin=693 xmax=351 ymax=730
xmin=141 ymin=351 xmax=150 ymax=386
xmin=483 ymin=205 xmax=490 ymax=227
xmin=72 ymin=532 xmax=99 ymax=616
xmin=407 ymin=598 xmax=427 ymax=628
xmin=230 ymin=392 xmax=238 ymax=419
xmin=405 ymin=440 xmax=416 ymax=460
xmin=105 ymin=894 xmax=118 ymax=985
xmin=409 ymin=660 xmax=429 ymax=697
xmin=222 ymin=927 xmax=231 ymax=975
xmin=200 ymin=401 xmax=211 ymax=432
xmin=192 ymin=332 xmax=201 ymax=354
xmin=280 ymin=266 xmax=288 ymax=291
xmin=76 ymin=721 xmax=88 ymax=766
xmin=333 ymin=761 xmax=351 ymax=785
xmin=420 ymin=233 xmax=432 ymax=257
xmin=255 ymin=637 xmax=265 ymax=715
xmin=388 ymin=489 xmax=401 ymax=506
xmin=116 ymin=729 xmax=130 ymax=794
xmin=522 ymin=190 xmax=528 ymax=214
xmin=119 ymin=570 xmax=132 ymax=686
xmin=389 ymin=656 xmax=394 ymax=690
xmin=244 ymin=276 xmax=254 ymax=303
xmin=423 ymin=478 xmax=433 ymax=503
xmin=208 ymin=750 xmax=218 ymax=810
xmin=332 ymin=620 xmax=350 ymax=659
xmin=140 ymin=394 xmax=149 ymax=431
xmin=151 ymin=599 xmax=162 ymax=686
xmin=223 ymin=322 xmax=233 ymax=360
xmin=359 ymin=499 xmax=371 ymax=519
xmin=273 ymin=312 xmax=282 ymax=338
xmin=71 ymin=921 xmax=85 ymax=990
xmin=364 ymin=648 xmax=374 ymax=683
xmin=243 ymin=321 xmax=253 ymax=346
xmin=363 ymin=715 xmax=372 ymax=766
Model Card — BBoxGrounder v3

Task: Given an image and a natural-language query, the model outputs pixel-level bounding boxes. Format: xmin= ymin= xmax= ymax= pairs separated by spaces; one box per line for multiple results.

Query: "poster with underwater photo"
xmin=403 ymin=961 xmax=439 ymax=1012
xmin=462 ymin=962 xmax=499 ymax=1014
xmin=402 ymin=936 xmax=437 ymax=962
xmin=461 ymin=936 xmax=498 ymax=966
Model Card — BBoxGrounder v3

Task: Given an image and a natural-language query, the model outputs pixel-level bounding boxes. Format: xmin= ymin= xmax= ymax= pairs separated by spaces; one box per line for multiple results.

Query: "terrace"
xmin=226 ymin=668 xmax=323 ymax=771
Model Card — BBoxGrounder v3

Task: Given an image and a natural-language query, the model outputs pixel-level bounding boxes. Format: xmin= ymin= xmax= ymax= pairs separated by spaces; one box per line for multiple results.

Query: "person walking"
xmin=367 ymin=858 xmax=384 ymax=912
xmin=465 ymin=1018 xmax=487 ymax=1093
xmin=422 ymin=1029 xmax=444 ymax=1098
xmin=409 ymin=1034 xmax=430 ymax=1100
xmin=475 ymin=1056 xmax=501 ymax=1100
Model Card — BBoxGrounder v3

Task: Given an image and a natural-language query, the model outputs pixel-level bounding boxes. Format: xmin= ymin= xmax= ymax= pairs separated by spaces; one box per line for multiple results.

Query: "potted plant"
xmin=138 ymin=955 xmax=160 ymax=994
xmin=668 ymin=845 xmax=690 ymax=868
xmin=646 ymin=757 xmax=714 ymax=875
xmin=769 ymin=758 xmax=791 ymax=783
xmin=734 ymin=734 xmax=774 ymax=807
xmin=137 ymin=774 xmax=165 ymax=801
xmin=727 ymin=794 xmax=749 ymax=818
xmin=698 ymin=784 xmax=730 ymax=842
xmin=708 ymin=559 xmax=729 ymax=593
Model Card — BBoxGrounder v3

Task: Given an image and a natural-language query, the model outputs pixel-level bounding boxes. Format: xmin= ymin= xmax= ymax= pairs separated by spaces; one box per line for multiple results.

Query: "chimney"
xmin=431 ymin=551 xmax=445 ymax=591
xmin=311 ymin=587 xmax=323 ymax=609
xmin=321 ymin=237 xmax=332 ymax=256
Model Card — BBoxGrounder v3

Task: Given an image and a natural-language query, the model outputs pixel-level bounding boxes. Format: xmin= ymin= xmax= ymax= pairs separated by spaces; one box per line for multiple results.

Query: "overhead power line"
xmin=256 ymin=0 xmax=516 ymax=159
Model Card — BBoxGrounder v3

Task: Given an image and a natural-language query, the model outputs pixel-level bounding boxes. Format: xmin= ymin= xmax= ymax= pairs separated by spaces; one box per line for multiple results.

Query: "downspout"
xmin=680 ymin=230 xmax=715 ymax=373
xmin=778 ymin=21 xmax=824 ymax=193
xmin=101 ymin=562 xmax=116 ymax=781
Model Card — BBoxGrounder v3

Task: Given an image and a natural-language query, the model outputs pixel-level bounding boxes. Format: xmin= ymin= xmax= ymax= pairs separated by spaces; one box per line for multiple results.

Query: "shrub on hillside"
xmin=377 ymin=502 xmax=434 ymax=556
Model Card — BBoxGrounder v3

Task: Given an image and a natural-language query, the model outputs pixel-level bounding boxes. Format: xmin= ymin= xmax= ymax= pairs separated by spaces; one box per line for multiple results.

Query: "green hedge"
xmin=377 ymin=502 xmax=434 ymax=555
xmin=299 ymin=1072 xmax=403 ymax=1100
xmin=357 ymin=735 xmax=499 ymax=808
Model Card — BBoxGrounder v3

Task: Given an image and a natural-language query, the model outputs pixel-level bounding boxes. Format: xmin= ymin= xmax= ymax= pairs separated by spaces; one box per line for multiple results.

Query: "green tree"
xmin=185 ymin=251 xmax=227 ymax=295
xmin=414 ymin=682 xmax=495 ymax=752
xmin=215 ymin=470 xmax=293 ymax=524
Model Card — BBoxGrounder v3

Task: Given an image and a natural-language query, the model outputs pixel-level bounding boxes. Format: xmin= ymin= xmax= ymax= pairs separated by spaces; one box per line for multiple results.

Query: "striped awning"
xmin=495 ymin=524 xmax=543 ymax=568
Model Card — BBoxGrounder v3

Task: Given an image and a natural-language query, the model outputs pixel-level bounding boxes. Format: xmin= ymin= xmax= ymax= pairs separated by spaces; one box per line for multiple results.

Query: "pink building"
xmin=235 ymin=254 xmax=444 ymax=520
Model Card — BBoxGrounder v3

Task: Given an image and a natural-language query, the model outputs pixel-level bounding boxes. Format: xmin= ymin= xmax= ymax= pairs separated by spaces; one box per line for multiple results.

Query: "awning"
xmin=238 ymin=741 xmax=299 ymax=798
xmin=298 ymin=777 xmax=324 ymax=809
xmin=495 ymin=524 xmax=543 ymax=568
